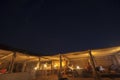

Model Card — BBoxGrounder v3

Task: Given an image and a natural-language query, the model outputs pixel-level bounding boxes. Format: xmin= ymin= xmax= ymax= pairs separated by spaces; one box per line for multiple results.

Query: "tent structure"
xmin=0 ymin=46 xmax=120 ymax=62
xmin=0 ymin=46 xmax=120 ymax=80
xmin=0 ymin=45 xmax=120 ymax=73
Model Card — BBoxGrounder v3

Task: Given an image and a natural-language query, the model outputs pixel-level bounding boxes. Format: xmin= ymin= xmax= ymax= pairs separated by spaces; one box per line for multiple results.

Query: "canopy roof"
xmin=0 ymin=46 xmax=120 ymax=62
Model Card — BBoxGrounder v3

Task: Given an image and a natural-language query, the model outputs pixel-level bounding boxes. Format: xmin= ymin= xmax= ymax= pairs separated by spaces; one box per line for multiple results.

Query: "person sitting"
xmin=99 ymin=66 xmax=105 ymax=73
xmin=96 ymin=65 xmax=105 ymax=72
xmin=85 ymin=62 xmax=92 ymax=73
xmin=108 ymin=64 xmax=118 ymax=73
xmin=0 ymin=68 xmax=7 ymax=74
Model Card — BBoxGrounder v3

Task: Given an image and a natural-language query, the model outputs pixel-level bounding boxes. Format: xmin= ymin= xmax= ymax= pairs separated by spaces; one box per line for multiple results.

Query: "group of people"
xmin=62 ymin=62 xmax=120 ymax=78
xmin=96 ymin=63 xmax=120 ymax=73
xmin=84 ymin=62 xmax=106 ymax=73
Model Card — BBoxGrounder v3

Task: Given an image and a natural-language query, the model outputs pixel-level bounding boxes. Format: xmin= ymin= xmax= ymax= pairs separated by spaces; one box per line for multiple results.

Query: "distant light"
xmin=44 ymin=64 xmax=47 ymax=68
xmin=54 ymin=64 xmax=57 ymax=68
xmin=34 ymin=67 xmax=38 ymax=70
xmin=76 ymin=66 xmax=80 ymax=69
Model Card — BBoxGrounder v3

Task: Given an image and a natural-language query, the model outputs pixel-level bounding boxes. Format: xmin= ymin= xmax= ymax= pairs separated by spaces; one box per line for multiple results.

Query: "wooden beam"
xmin=40 ymin=56 xmax=50 ymax=60
xmin=88 ymin=50 xmax=101 ymax=80
xmin=0 ymin=53 xmax=13 ymax=60
xmin=25 ymin=58 xmax=38 ymax=62
xmin=38 ymin=57 xmax=41 ymax=70
xmin=62 ymin=55 xmax=70 ymax=61
xmin=9 ymin=52 xmax=16 ymax=73
xmin=59 ymin=54 xmax=62 ymax=78
xmin=22 ymin=61 xmax=27 ymax=72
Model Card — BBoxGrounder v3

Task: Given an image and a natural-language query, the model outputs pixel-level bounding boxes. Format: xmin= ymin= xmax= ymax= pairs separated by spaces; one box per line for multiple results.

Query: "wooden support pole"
xmin=112 ymin=55 xmax=120 ymax=65
xmin=59 ymin=53 xmax=62 ymax=79
xmin=88 ymin=50 xmax=101 ymax=80
xmin=22 ymin=61 xmax=27 ymax=72
xmin=115 ymin=54 xmax=120 ymax=65
xmin=62 ymin=55 xmax=70 ymax=67
xmin=50 ymin=60 xmax=53 ymax=74
xmin=9 ymin=52 xmax=16 ymax=73
xmin=0 ymin=53 xmax=13 ymax=60
xmin=38 ymin=57 xmax=41 ymax=70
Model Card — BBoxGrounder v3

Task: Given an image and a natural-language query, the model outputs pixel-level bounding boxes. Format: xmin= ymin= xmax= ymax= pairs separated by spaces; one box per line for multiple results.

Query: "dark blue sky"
xmin=0 ymin=0 xmax=120 ymax=55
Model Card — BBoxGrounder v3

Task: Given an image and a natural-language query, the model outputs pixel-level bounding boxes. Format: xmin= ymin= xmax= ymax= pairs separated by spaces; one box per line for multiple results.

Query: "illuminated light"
xmin=44 ymin=64 xmax=47 ymax=68
xmin=76 ymin=66 xmax=80 ymax=69
xmin=34 ymin=67 xmax=38 ymax=70
xmin=62 ymin=62 xmax=65 ymax=67
xmin=76 ymin=66 xmax=83 ymax=69
xmin=54 ymin=64 xmax=58 ymax=68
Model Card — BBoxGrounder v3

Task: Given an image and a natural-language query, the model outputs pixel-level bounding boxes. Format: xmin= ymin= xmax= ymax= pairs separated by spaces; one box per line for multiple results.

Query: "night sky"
xmin=0 ymin=0 xmax=120 ymax=55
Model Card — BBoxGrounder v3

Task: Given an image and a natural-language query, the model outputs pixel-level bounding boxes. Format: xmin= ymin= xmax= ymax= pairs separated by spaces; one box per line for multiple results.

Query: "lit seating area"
xmin=0 ymin=46 xmax=120 ymax=80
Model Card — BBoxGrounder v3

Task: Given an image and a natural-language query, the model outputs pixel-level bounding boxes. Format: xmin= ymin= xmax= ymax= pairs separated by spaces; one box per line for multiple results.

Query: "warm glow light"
xmin=62 ymin=62 xmax=65 ymax=66
xmin=53 ymin=61 xmax=66 ymax=69
xmin=76 ymin=66 xmax=83 ymax=69
xmin=44 ymin=64 xmax=47 ymax=68
xmin=54 ymin=64 xmax=58 ymax=68
xmin=76 ymin=66 xmax=80 ymax=69
xmin=34 ymin=67 xmax=38 ymax=70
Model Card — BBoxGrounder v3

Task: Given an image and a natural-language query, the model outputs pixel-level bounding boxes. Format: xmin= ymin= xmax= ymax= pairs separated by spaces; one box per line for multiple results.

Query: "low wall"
xmin=0 ymin=72 xmax=33 ymax=80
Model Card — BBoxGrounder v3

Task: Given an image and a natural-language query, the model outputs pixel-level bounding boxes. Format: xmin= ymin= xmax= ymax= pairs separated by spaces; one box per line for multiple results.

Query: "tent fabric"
xmin=0 ymin=46 xmax=120 ymax=62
